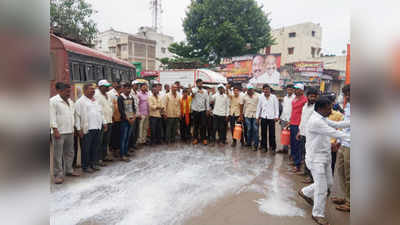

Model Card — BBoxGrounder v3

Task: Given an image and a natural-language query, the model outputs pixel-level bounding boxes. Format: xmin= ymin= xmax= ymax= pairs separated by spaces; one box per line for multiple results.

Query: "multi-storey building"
xmin=269 ymin=22 xmax=322 ymax=65
xmin=95 ymin=28 xmax=157 ymax=70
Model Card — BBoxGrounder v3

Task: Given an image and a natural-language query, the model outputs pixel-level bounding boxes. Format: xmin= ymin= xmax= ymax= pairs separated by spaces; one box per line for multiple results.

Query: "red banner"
xmin=141 ymin=70 xmax=160 ymax=77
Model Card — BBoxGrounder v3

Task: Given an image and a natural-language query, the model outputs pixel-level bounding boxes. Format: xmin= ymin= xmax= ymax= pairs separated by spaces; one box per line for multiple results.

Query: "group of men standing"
xmin=50 ymin=78 xmax=351 ymax=225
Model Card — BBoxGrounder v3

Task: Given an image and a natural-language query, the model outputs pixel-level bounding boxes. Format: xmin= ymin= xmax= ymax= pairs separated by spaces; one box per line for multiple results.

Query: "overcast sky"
xmin=87 ymin=0 xmax=350 ymax=55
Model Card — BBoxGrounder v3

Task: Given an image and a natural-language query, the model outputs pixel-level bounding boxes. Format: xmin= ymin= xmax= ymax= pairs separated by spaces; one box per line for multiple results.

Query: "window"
xmin=95 ymin=65 xmax=103 ymax=80
xmin=311 ymin=47 xmax=316 ymax=58
xmin=161 ymin=47 xmax=166 ymax=54
xmin=122 ymin=45 xmax=127 ymax=52
xmin=72 ymin=63 xmax=80 ymax=81
xmin=79 ymin=64 xmax=86 ymax=81
xmin=288 ymin=47 xmax=294 ymax=55
xmin=289 ymin=32 xmax=296 ymax=38
xmin=105 ymin=67 xmax=112 ymax=81
xmin=86 ymin=64 xmax=94 ymax=81
xmin=312 ymin=31 xmax=316 ymax=37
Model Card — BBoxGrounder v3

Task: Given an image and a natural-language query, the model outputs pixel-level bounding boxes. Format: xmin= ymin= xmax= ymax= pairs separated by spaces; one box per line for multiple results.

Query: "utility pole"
xmin=150 ymin=0 xmax=163 ymax=32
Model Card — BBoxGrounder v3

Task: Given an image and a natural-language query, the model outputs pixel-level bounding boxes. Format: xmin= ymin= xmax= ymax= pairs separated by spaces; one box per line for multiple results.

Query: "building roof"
xmin=51 ymin=34 xmax=134 ymax=69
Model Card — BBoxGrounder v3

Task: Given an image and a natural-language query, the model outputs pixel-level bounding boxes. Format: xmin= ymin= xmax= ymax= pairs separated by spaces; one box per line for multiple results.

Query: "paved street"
xmin=50 ymin=130 xmax=349 ymax=225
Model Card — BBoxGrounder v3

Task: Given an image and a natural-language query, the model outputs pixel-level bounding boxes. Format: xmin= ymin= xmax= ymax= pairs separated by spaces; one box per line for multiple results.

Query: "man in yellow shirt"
xmin=163 ymin=84 xmax=181 ymax=144
xmin=148 ymin=86 xmax=164 ymax=145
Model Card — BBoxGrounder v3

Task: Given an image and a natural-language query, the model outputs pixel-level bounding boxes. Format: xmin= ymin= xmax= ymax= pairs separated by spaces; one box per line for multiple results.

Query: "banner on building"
xmin=140 ymin=70 xmax=160 ymax=78
xmin=293 ymin=61 xmax=324 ymax=73
xmin=221 ymin=54 xmax=282 ymax=86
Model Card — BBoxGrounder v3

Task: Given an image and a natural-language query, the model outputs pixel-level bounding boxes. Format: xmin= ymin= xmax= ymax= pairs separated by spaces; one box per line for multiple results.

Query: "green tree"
xmin=182 ymin=0 xmax=274 ymax=64
xmin=50 ymin=0 xmax=97 ymax=46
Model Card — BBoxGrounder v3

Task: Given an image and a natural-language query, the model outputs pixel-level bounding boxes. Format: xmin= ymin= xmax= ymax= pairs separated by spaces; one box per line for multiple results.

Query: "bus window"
xmin=72 ymin=63 xmax=80 ymax=81
xmin=86 ymin=64 xmax=94 ymax=81
xmin=79 ymin=64 xmax=86 ymax=81
xmin=95 ymin=65 xmax=103 ymax=80
xmin=105 ymin=67 xmax=112 ymax=81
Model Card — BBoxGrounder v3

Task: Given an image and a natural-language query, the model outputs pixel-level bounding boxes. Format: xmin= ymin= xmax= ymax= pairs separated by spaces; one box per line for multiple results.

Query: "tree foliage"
xmin=50 ymin=0 xmax=97 ymax=46
xmin=182 ymin=0 xmax=274 ymax=64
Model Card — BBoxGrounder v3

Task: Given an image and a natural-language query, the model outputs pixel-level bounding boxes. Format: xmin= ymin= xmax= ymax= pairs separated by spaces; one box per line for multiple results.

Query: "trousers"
xmin=337 ymin=146 xmax=350 ymax=202
xmin=52 ymin=133 xmax=74 ymax=178
xmin=138 ymin=116 xmax=149 ymax=144
xmin=166 ymin=118 xmax=179 ymax=142
xmin=260 ymin=118 xmax=276 ymax=150
xmin=82 ymin=129 xmax=100 ymax=169
xmin=149 ymin=117 xmax=162 ymax=144
xmin=212 ymin=115 xmax=227 ymax=142
xmin=120 ymin=121 xmax=133 ymax=157
xmin=290 ymin=125 xmax=302 ymax=168
xmin=99 ymin=124 xmax=112 ymax=161
xmin=192 ymin=111 xmax=207 ymax=141
xmin=302 ymin=161 xmax=333 ymax=218
xmin=245 ymin=117 xmax=259 ymax=147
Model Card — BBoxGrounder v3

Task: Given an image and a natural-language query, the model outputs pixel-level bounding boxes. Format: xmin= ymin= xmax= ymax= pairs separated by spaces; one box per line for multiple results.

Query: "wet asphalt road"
xmin=50 ymin=131 xmax=350 ymax=225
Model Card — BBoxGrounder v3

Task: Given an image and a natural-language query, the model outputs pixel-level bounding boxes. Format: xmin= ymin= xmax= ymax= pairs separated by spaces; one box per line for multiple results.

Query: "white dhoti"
xmin=302 ymin=161 xmax=333 ymax=218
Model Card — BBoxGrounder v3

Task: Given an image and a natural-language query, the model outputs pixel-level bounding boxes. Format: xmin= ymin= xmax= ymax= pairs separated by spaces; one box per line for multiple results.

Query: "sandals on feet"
xmin=336 ymin=202 xmax=350 ymax=212
xmin=312 ymin=216 xmax=330 ymax=225
xmin=331 ymin=197 xmax=346 ymax=205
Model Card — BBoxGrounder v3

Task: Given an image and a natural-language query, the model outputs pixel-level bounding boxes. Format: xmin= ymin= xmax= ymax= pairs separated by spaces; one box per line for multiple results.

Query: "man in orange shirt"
xmin=180 ymin=88 xmax=192 ymax=142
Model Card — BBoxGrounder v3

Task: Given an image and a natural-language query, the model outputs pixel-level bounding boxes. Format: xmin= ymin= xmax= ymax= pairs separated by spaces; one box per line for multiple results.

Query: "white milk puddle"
xmin=51 ymin=147 xmax=268 ymax=225
xmin=253 ymin=155 xmax=306 ymax=217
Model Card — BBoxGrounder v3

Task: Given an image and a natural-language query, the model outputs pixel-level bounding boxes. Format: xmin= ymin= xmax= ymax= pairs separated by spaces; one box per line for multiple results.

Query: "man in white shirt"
xmin=210 ymin=84 xmax=230 ymax=146
xmin=50 ymin=83 xmax=80 ymax=184
xmin=94 ymin=80 xmax=113 ymax=166
xmin=296 ymin=88 xmax=319 ymax=180
xmin=298 ymin=97 xmax=350 ymax=225
xmin=75 ymin=84 xmax=105 ymax=173
xmin=278 ymin=84 xmax=295 ymax=153
xmin=256 ymin=84 xmax=279 ymax=153
xmin=190 ymin=79 xmax=210 ymax=145
xmin=129 ymin=80 xmax=140 ymax=150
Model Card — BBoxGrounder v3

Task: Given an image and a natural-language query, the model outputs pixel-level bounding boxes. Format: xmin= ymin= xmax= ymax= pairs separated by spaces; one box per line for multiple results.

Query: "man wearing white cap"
xmin=94 ymin=80 xmax=114 ymax=166
xmin=288 ymin=83 xmax=308 ymax=172
xmin=240 ymin=84 xmax=260 ymax=151
xmin=209 ymin=84 xmax=230 ymax=146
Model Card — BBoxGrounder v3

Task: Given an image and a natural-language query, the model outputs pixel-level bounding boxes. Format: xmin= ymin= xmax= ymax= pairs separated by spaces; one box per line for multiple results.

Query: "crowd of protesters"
xmin=50 ymin=78 xmax=350 ymax=225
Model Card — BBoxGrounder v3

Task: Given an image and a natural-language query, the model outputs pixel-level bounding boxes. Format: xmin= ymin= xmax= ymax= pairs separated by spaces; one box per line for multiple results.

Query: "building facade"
xmin=94 ymin=29 xmax=157 ymax=70
xmin=136 ymin=26 xmax=174 ymax=70
xmin=94 ymin=27 xmax=174 ymax=71
xmin=269 ymin=22 xmax=322 ymax=65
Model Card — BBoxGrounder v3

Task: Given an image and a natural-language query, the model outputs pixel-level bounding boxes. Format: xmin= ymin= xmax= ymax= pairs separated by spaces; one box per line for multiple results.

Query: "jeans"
xmin=83 ymin=129 xmax=100 ymax=169
xmin=149 ymin=117 xmax=162 ymax=144
xmin=120 ymin=121 xmax=133 ymax=157
xmin=99 ymin=123 xmax=112 ymax=161
xmin=192 ymin=111 xmax=207 ymax=141
xmin=245 ymin=117 xmax=259 ymax=147
xmin=229 ymin=116 xmax=244 ymax=144
xmin=260 ymin=118 xmax=276 ymax=150
xmin=52 ymin=133 xmax=74 ymax=178
xmin=166 ymin=118 xmax=179 ymax=142
xmin=290 ymin=125 xmax=302 ymax=168
xmin=212 ymin=115 xmax=227 ymax=143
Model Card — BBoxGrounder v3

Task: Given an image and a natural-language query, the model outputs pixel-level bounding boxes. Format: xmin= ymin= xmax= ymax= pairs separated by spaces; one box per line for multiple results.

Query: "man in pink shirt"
xmin=137 ymin=83 xmax=150 ymax=145
xmin=289 ymin=83 xmax=308 ymax=172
